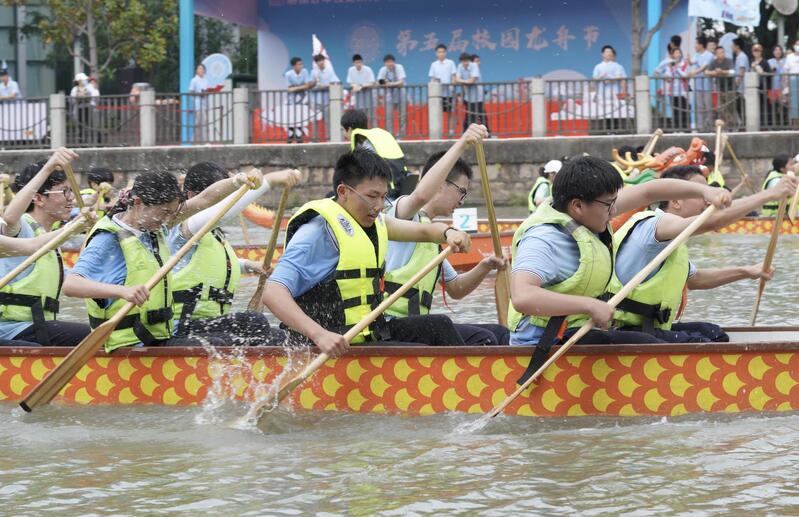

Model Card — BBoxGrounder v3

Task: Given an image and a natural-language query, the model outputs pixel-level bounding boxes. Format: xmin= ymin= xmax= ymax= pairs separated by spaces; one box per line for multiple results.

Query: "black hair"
xmin=732 ymin=37 xmax=746 ymax=51
xmin=471 ymin=54 xmax=479 ymax=60
xmin=341 ymin=109 xmax=369 ymax=131
xmin=658 ymin=166 xmax=705 ymax=209
xmin=196 ymin=63 xmax=206 ymax=71
xmin=616 ymin=145 xmax=638 ymax=161
xmin=290 ymin=57 xmax=303 ymax=66
xmin=773 ymin=153 xmax=791 ymax=172
xmin=383 ymin=54 xmax=395 ymax=62
xmin=12 ymin=160 xmax=67 ymax=213
xmin=707 ymin=37 xmax=719 ymax=45
xmin=670 ymin=35 xmax=682 ymax=49
xmin=696 ymin=35 xmax=708 ymax=48
xmin=714 ymin=45 xmax=726 ymax=53
xmin=601 ymin=45 xmax=616 ymax=55
xmin=459 ymin=52 xmax=471 ymax=61
xmin=421 ymin=151 xmax=473 ymax=182
xmin=184 ymin=161 xmax=227 ymax=194
xmin=435 ymin=44 xmax=447 ymax=52
xmin=88 ymin=167 xmax=113 ymax=185
xmin=107 ymin=170 xmax=184 ymax=217
xmin=313 ymin=54 xmax=326 ymax=63
xmin=332 ymin=149 xmax=392 ymax=195
xmin=552 ymin=156 xmax=623 ymax=212
xmin=0 ymin=69 xmax=8 ymax=76
xmin=352 ymin=54 xmax=363 ymax=62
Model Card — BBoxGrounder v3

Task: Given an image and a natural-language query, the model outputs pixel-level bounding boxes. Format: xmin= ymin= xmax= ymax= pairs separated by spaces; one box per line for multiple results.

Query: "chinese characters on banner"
xmin=395 ymin=26 xmax=600 ymax=56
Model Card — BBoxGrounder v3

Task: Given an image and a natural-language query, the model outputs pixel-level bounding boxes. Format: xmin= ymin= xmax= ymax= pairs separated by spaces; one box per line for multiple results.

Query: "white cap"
xmin=543 ymin=159 xmax=563 ymax=174
xmin=793 ymin=153 xmax=799 ymax=163
xmin=74 ymin=72 xmax=88 ymax=82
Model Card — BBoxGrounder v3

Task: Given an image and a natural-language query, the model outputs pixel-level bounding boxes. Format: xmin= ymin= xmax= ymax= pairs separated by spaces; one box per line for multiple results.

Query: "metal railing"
xmin=651 ymin=76 xmax=745 ymax=133
xmin=451 ymin=81 xmax=530 ymax=139
xmin=346 ymin=84 xmax=429 ymax=141
xmin=154 ymin=92 xmax=234 ymax=145
xmin=66 ymin=94 xmax=140 ymax=147
xmin=755 ymin=72 xmax=798 ymax=131
xmin=249 ymin=89 xmax=327 ymax=143
xmin=545 ymin=78 xmax=636 ymax=136
xmin=0 ymin=98 xmax=49 ymax=150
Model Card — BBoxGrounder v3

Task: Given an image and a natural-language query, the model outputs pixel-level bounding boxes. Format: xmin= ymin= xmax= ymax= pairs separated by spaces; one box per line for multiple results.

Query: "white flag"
xmin=312 ymin=34 xmax=335 ymax=74
xmin=688 ymin=0 xmax=760 ymax=26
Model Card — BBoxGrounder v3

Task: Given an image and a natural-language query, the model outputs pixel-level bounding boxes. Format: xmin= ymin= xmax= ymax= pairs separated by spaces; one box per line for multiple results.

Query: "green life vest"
xmin=707 ymin=167 xmax=726 ymax=189
xmin=610 ymin=162 xmax=629 ymax=181
xmin=528 ymin=177 xmax=552 ymax=213
xmin=384 ymin=211 xmax=441 ymax=318
xmin=80 ymin=187 xmax=108 ymax=218
xmin=760 ymin=170 xmax=784 ymax=215
xmin=350 ymin=128 xmax=408 ymax=193
xmin=84 ymin=217 xmax=174 ymax=352
xmin=507 ymin=202 xmax=613 ymax=332
xmin=0 ymin=214 xmax=63 ymax=344
xmin=172 ymin=228 xmax=241 ymax=326
xmin=606 ymin=211 xmax=689 ymax=332
xmin=285 ymin=198 xmax=388 ymax=344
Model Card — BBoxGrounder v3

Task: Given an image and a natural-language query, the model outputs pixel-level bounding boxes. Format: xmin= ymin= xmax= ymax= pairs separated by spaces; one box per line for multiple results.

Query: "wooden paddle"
xmin=0 ymin=210 xmax=90 ymax=290
xmin=0 ymin=178 xmax=8 ymax=214
xmin=62 ymin=163 xmax=85 ymax=210
xmin=480 ymin=205 xmax=718 ymax=421
xmin=749 ymin=173 xmax=794 ymax=325
xmin=640 ymin=128 xmax=663 ymax=157
xmin=474 ymin=142 xmax=510 ymax=327
xmin=724 ymin=139 xmax=753 ymax=197
xmin=255 ymin=246 xmax=455 ymax=424
xmin=247 ymin=186 xmax=291 ymax=312
xmin=19 ymin=184 xmax=252 ymax=412
xmin=238 ymin=215 xmax=252 ymax=245
xmin=789 ymin=176 xmax=799 ymax=225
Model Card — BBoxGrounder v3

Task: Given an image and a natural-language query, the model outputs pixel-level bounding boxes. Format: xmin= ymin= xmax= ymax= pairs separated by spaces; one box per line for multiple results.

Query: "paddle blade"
xmin=247 ymin=278 xmax=267 ymax=312
xmin=20 ymin=321 xmax=115 ymax=411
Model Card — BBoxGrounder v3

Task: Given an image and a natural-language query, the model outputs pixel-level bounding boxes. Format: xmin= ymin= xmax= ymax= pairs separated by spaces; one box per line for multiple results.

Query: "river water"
xmin=2 ymin=222 xmax=799 ymax=514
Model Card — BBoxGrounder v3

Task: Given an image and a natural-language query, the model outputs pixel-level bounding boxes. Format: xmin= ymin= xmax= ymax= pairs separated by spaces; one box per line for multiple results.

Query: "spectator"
xmin=311 ymin=54 xmax=340 ymax=139
xmin=188 ymin=64 xmax=209 ymax=142
xmin=377 ymin=54 xmax=407 ymax=137
xmin=750 ymin=43 xmax=773 ymax=127
xmin=768 ymin=45 xmax=788 ymax=124
xmin=472 ymin=54 xmax=481 ymax=66
xmin=732 ymin=38 xmax=750 ymax=126
xmin=428 ymin=44 xmax=457 ymax=137
xmin=707 ymin=37 xmax=719 ymax=53
xmin=768 ymin=45 xmax=786 ymax=91
xmin=592 ymin=45 xmax=627 ymax=132
xmin=0 ymin=69 xmax=20 ymax=101
xmin=667 ymin=34 xmax=682 ymax=54
xmin=70 ymin=72 xmax=97 ymax=144
xmin=285 ymin=57 xmax=315 ymax=143
xmin=705 ymin=46 xmax=736 ymax=125
xmin=690 ymin=35 xmax=714 ymax=131
xmin=455 ymin=52 xmax=488 ymax=133
xmin=784 ymin=41 xmax=799 ymax=125
xmin=346 ymin=54 xmax=375 ymax=111
xmin=655 ymin=46 xmax=691 ymax=130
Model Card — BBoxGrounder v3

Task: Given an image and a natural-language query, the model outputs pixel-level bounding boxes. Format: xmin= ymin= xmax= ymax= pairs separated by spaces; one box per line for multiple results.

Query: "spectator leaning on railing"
xmin=429 ymin=44 xmax=457 ymax=137
xmin=346 ymin=54 xmax=375 ymax=111
xmin=0 ymin=69 xmax=20 ymax=101
xmin=690 ymin=35 xmax=714 ymax=131
xmin=784 ymin=42 xmax=799 ymax=124
xmin=285 ymin=56 xmax=316 ymax=144
xmin=705 ymin=46 xmax=735 ymax=126
xmin=655 ymin=46 xmax=691 ymax=130
xmin=455 ymin=52 xmax=487 ymax=134
xmin=311 ymin=54 xmax=339 ymax=137
xmin=750 ymin=43 xmax=773 ymax=127
xmin=732 ymin=38 xmax=750 ymax=127
xmin=377 ymin=54 xmax=406 ymax=137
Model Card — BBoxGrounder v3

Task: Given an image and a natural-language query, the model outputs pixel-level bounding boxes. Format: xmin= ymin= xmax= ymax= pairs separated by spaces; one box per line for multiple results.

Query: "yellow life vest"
xmin=507 ymin=202 xmax=613 ymax=333
xmin=84 ymin=217 xmax=174 ymax=352
xmin=528 ymin=176 xmax=552 ymax=213
xmin=760 ymin=170 xmax=784 ymax=216
xmin=81 ymin=187 xmax=108 ymax=218
xmin=172 ymin=228 xmax=241 ymax=326
xmin=285 ymin=198 xmax=388 ymax=344
xmin=606 ymin=211 xmax=689 ymax=332
xmin=350 ymin=128 xmax=407 ymax=193
xmin=0 ymin=213 xmax=63 ymax=344
xmin=384 ymin=211 xmax=441 ymax=317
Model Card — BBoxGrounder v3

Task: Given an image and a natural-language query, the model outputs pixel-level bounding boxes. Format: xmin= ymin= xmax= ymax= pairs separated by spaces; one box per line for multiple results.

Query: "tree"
xmin=7 ymin=0 xmax=177 ymax=79
xmin=631 ymin=0 xmax=682 ymax=76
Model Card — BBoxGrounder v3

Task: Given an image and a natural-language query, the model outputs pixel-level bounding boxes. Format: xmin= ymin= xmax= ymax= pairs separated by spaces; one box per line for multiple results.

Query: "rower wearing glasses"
xmin=0 ymin=148 xmax=93 ymax=346
xmin=383 ymin=124 xmax=509 ymax=346
xmin=263 ymin=149 xmax=473 ymax=357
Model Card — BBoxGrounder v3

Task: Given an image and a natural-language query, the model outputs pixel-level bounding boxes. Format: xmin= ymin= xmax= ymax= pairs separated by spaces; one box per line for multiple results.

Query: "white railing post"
xmin=49 ymin=93 xmax=66 ymax=149
xmin=744 ymin=72 xmax=760 ymax=133
xmin=329 ymin=83 xmax=343 ymax=143
xmin=634 ymin=75 xmax=651 ymax=135
xmin=139 ymin=89 xmax=156 ymax=147
xmin=428 ymin=80 xmax=442 ymax=140
xmin=530 ymin=78 xmax=546 ymax=138
xmin=233 ymin=87 xmax=249 ymax=145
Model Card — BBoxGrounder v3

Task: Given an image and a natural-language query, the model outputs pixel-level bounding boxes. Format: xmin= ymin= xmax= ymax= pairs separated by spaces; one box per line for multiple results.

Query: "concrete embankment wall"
xmin=1 ymin=131 xmax=796 ymax=207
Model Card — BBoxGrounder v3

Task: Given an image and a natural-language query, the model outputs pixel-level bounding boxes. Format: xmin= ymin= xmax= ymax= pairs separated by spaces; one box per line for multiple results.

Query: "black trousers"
xmin=455 ymin=323 xmax=509 ymax=346
xmin=12 ymin=320 xmax=91 ymax=346
xmin=562 ymin=327 xmax=664 ymax=344
xmin=621 ymin=321 xmax=729 ymax=343
xmin=180 ymin=311 xmax=286 ymax=346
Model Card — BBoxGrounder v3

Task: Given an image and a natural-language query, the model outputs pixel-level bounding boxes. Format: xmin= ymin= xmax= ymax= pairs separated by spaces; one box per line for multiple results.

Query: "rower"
xmin=760 ymin=154 xmax=794 ymax=216
xmin=63 ymin=169 xmax=264 ymax=352
xmin=609 ymin=165 xmax=797 ymax=342
xmin=528 ymin=159 xmax=561 ymax=213
xmin=341 ymin=109 xmax=410 ymax=198
xmin=80 ymin=167 xmax=115 ymax=217
xmin=169 ymin=161 xmax=300 ymax=346
xmin=263 ymin=149 xmax=472 ymax=357
xmin=384 ymin=124 xmax=508 ymax=345
xmin=508 ymin=156 xmax=730 ymax=382
xmin=0 ymin=148 xmax=93 ymax=346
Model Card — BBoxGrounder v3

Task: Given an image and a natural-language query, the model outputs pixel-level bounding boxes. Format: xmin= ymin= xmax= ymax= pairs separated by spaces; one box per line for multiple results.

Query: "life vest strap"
xmin=384 ymin=280 xmax=434 ymax=316
xmin=598 ymin=292 xmax=671 ymax=335
xmin=89 ymin=308 xmax=174 ymax=347
xmin=335 ymin=267 xmax=383 ymax=280
xmin=517 ymin=316 xmax=566 ymax=386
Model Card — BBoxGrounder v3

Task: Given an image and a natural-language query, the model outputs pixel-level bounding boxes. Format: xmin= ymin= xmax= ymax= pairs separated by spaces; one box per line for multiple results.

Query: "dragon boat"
xmin=3 ymin=327 xmax=798 ymax=418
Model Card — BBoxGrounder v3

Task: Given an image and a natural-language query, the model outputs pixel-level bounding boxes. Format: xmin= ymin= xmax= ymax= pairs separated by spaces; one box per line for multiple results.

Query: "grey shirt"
xmin=707 ymin=58 xmax=735 ymax=91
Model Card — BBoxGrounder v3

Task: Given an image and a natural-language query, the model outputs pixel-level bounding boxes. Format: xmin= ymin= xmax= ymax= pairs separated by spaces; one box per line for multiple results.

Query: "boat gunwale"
xmin=3 ymin=326 xmax=798 ymax=358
